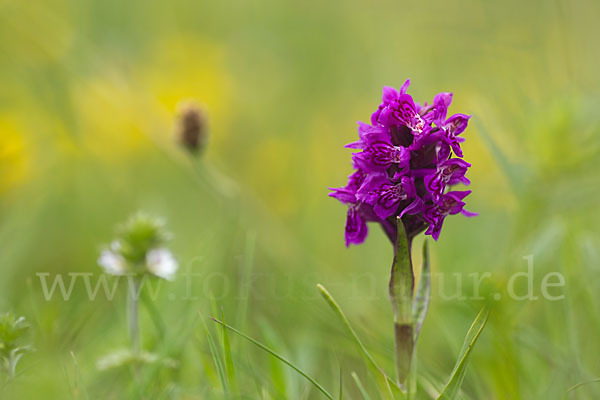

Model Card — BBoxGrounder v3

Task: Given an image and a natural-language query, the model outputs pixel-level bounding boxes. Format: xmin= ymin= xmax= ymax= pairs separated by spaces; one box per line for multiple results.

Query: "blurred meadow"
xmin=1 ymin=0 xmax=600 ymax=398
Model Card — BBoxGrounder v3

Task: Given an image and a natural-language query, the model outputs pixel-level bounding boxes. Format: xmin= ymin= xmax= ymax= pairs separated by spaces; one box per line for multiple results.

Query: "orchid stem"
xmin=389 ymin=217 xmax=415 ymax=388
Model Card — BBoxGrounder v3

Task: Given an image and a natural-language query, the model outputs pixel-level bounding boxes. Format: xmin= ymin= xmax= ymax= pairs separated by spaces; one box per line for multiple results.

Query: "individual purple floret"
xmin=330 ymin=79 xmax=476 ymax=246
xmin=423 ymin=191 xmax=478 ymax=240
xmin=421 ymin=158 xmax=471 ymax=199
xmin=356 ymin=173 xmax=422 ymax=220
xmin=329 ymin=169 xmax=370 ymax=246
xmin=347 ymin=123 xmax=411 ymax=173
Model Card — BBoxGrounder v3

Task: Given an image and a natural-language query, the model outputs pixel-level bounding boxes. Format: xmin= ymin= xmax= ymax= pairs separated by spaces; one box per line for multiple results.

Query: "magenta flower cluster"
xmin=329 ymin=79 xmax=476 ymax=246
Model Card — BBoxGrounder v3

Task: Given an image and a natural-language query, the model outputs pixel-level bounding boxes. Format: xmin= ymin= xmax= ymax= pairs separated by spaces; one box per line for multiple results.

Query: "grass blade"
xmin=567 ymin=378 xmax=600 ymax=393
xmin=351 ymin=372 xmax=372 ymax=400
xmin=200 ymin=312 xmax=230 ymax=397
xmin=211 ymin=318 xmax=334 ymax=400
xmin=205 ymin=330 xmax=230 ymax=397
xmin=383 ymin=373 xmax=397 ymax=400
xmin=338 ymin=365 xmax=343 ymax=400
xmin=317 ymin=284 xmax=403 ymax=395
xmin=437 ymin=307 xmax=490 ymax=400
xmin=221 ymin=309 xmax=238 ymax=393
xmin=69 ymin=351 xmax=89 ymax=400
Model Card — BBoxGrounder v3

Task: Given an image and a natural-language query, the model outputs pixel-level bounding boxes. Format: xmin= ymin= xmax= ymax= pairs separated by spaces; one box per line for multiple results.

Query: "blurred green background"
xmin=1 ymin=0 xmax=600 ymax=398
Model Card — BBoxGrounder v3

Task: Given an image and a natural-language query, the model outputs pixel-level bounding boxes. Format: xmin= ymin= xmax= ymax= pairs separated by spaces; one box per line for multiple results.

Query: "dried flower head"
xmin=175 ymin=100 xmax=207 ymax=153
xmin=330 ymin=79 xmax=476 ymax=246
xmin=98 ymin=213 xmax=178 ymax=281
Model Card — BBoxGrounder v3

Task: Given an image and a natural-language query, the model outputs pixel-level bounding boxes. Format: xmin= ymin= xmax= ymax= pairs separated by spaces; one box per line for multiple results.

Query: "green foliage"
xmin=0 ymin=313 xmax=32 ymax=379
xmin=0 ymin=313 xmax=29 ymax=350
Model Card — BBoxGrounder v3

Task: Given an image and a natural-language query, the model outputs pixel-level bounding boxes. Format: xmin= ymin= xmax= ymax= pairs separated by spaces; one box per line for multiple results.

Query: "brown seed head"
xmin=175 ymin=101 xmax=207 ymax=153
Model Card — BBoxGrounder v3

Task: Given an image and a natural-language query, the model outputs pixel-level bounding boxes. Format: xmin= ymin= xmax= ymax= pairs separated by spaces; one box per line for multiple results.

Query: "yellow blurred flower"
xmin=69 ymin=35 xmax=232 ymax=161
xmin=72 ymin=73 xmax=152 ymax=160
xmin=0 ymin=117 xmax=31 ymax=195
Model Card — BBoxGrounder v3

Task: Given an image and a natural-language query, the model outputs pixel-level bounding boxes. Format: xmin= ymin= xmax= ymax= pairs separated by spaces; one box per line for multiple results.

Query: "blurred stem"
xmin=128 ymin=277 xmax=141 ymax=354
xmin=7 ymin=354 xmax=17 ymax=379
xmin=389 ymin=217 xmax=414 ymax=389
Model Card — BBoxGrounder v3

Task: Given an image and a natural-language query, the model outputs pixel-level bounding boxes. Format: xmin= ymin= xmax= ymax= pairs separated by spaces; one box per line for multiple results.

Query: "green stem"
xmin=389 ymin=217 xmax=415 ymax=388
xmin=128 ymin=277 xmax=141 ymax=354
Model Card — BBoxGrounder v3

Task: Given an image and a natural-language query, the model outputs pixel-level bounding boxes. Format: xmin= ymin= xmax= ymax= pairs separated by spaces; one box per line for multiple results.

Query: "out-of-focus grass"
xmin=1 ymin=0 xmax=599 ymax=398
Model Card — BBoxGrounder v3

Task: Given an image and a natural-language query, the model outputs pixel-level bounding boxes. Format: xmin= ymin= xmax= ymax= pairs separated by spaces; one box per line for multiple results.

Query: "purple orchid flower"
xmin=331 ymin=81 xmax=478 ymax=392
xmin=357 ymin=173 xmax=423 ymax=220
xmin=347 ymin=123 xmax=411 ymax=173
xmin=423 ymin=190 xmax=477 ymax=240
xmin=330 ymin=79 xmax=475 ymax=245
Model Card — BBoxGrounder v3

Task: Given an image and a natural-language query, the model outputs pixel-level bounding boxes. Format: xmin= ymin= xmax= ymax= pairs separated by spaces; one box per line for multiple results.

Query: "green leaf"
xmin=412 ymin=240 xmax=431 ymax=343
xmin=437 ymin=307 xmax=490 ymax=400
xmin=211 ymin=318 xmax=334 ymax=400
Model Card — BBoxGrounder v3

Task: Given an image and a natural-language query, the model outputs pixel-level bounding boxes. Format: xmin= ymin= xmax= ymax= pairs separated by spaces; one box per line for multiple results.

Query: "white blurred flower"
xmin=146 ymin=248 xmax=178 ymax=281
xmin=98 ymin=242 xmax=127 ymax=276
